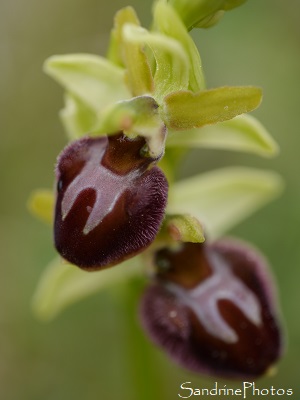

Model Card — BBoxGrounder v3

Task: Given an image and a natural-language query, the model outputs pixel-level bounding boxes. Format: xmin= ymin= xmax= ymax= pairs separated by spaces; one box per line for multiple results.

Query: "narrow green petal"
xmin=32 ymin=256 xmax=142 ymax=321
xmin=153 ymin=2 xmax=205 ymax=92
xmin=60 ymin=93 xmax=97 ymax=139
xmin=27 ymin=189 xmax=54 ymax=225
xmin=123 ymin=24 xmax=189 ymax=103
xmin=162 ymin=86 xmax=262 ymax=130
xmin=167 ymin=167 xmax=283 ymax=238
xmin=166 ymin=114 xmax=279 ymax=157
xmin=44 ymin=54 xmax=131 ymax=112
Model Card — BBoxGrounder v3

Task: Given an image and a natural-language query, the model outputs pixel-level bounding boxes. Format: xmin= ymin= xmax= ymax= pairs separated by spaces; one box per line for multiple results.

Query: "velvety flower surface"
xmin=54 ymin=132 xmax=168 ymax=270
xmin=140 ymin=239 xmax=282 ymax=379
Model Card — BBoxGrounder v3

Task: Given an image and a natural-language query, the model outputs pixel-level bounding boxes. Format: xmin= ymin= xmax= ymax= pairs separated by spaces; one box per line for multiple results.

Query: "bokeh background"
xmin=1 ymin=0 xmax=300 ymax=398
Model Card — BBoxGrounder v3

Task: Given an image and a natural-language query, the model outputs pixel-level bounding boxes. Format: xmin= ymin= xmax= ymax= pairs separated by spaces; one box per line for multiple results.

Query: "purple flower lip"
xmin=54 ymin=132 xmax=168 ymax=270
xmin=140 ymin=240 xmax=283 ymax=379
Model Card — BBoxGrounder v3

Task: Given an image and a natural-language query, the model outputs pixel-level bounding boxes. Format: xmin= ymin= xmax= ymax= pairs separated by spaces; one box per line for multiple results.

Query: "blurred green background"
xmin=1 ymin=0 xmax=300 ymax=398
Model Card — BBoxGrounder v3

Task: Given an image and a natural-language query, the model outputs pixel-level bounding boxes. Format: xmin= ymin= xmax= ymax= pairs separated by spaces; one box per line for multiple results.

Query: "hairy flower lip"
xmin=140 ymin=239 xmax=283 ymax=379
xmin=54 ymin=133 xmax=168 ymax=270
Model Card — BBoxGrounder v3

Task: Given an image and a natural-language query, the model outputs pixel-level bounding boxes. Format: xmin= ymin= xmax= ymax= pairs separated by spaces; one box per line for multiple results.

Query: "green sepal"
xmin=93 ymin=95 xmax=166 ymax=158
xmin=32 ymin=255 xmax=142 ymax=321
xmin=153 ymin=1 xmax=205 ymax=92
xmin=167 ymin=167 xmax=283 ymax=238
xmin=163 ymin=214 xmax=205 ymax=243
xmin=162 ymin=86 xmax=262 ymax=130
xmin=27 ymin=189 xmax=54 ymax=225
xmin=123 ymin=24 xmax=189 ymax=103
xmin=166 ymin=114 xmax=279 ymax=157
xmin=44 ymin=54 xmax=131 ymax=112
xmin=60 ymin=93 xmax=97 ymax=139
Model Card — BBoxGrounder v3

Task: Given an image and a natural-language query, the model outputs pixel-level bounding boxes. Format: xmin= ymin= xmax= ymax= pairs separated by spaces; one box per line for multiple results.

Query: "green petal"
xmin=32 ymin=256 xmax=142 ymax=321
xmin=123 ymin=24 xmax=189 ymax=103
xmin=166 ymin=114 xmax=279 ymax=157
xmin=27 ymin=189 xmax=54 ymax=225
xmin=60 ymin=93 xmax=97 ymax=139
xmin=162 ymin=86 xmax=262 ymax=130
xmin=153 ymin=2 xmax=205 ymax=92
xmin=167 ymin=167 xmax=283 ymax=238
xmin=44 ymin=54 xmax=131 ymax=112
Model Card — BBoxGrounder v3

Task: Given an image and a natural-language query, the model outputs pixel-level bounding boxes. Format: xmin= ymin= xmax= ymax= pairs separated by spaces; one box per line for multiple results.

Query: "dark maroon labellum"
xmin=140 ymin=240 xmax=283 ymax=379
xmin=54 ymin=132 xmax=168 ymax=270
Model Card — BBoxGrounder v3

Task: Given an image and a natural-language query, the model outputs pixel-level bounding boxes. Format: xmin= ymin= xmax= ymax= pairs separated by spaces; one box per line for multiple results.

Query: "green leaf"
xmin=167 ymin=167 xmax=283 ymax=238
xmin=162 ymin=86 xmax=262 ymax=130
xmin=166 ymin=114 xmax=279 ymax=157
xmin=32 ymin=256 xmax=142 ymax=321
xmin=44 ymin=54 xmax=131 ymax=112
xmin=27 ymin=189 xmax=54 ymax=225
xmin=153 ymin=2 xmax=205 ymax=92
xmin=123 ymin=24 xmax=189 ymax=103
xmin=60 ymin=93 xmax=97 ymax=139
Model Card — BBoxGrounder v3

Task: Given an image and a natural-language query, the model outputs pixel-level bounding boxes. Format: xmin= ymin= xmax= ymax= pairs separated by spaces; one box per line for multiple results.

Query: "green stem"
xmin=119 ymin=279 xmax=164 ymax=400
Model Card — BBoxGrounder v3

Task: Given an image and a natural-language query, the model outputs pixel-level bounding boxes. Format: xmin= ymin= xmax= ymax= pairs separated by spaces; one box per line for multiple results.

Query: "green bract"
xmin=167 ymin=0 xmax=247 ymax=30
xmin=153 ymin=1 xmax=205 ymax=92
xmin=30 ymin=0 xmax=282 ymax=320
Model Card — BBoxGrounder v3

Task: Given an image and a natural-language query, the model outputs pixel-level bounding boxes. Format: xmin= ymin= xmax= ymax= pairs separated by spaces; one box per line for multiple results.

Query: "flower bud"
xmin=140 ymin=239 xmax=282 ymax=378
xmin=54 ymin=133 xmax=168 ymax=270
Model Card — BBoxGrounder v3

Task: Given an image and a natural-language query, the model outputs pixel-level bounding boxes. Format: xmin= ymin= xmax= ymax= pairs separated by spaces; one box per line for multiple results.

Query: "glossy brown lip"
xmin=54 ymin=133 xmax=168 ymax=270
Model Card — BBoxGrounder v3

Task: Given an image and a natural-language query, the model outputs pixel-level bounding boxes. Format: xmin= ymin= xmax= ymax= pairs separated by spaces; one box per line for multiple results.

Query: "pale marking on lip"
xmin=61 ymin=143 xmax=138 ymax=235
xmin=167 ymin=251 xmax=262 ymax=344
